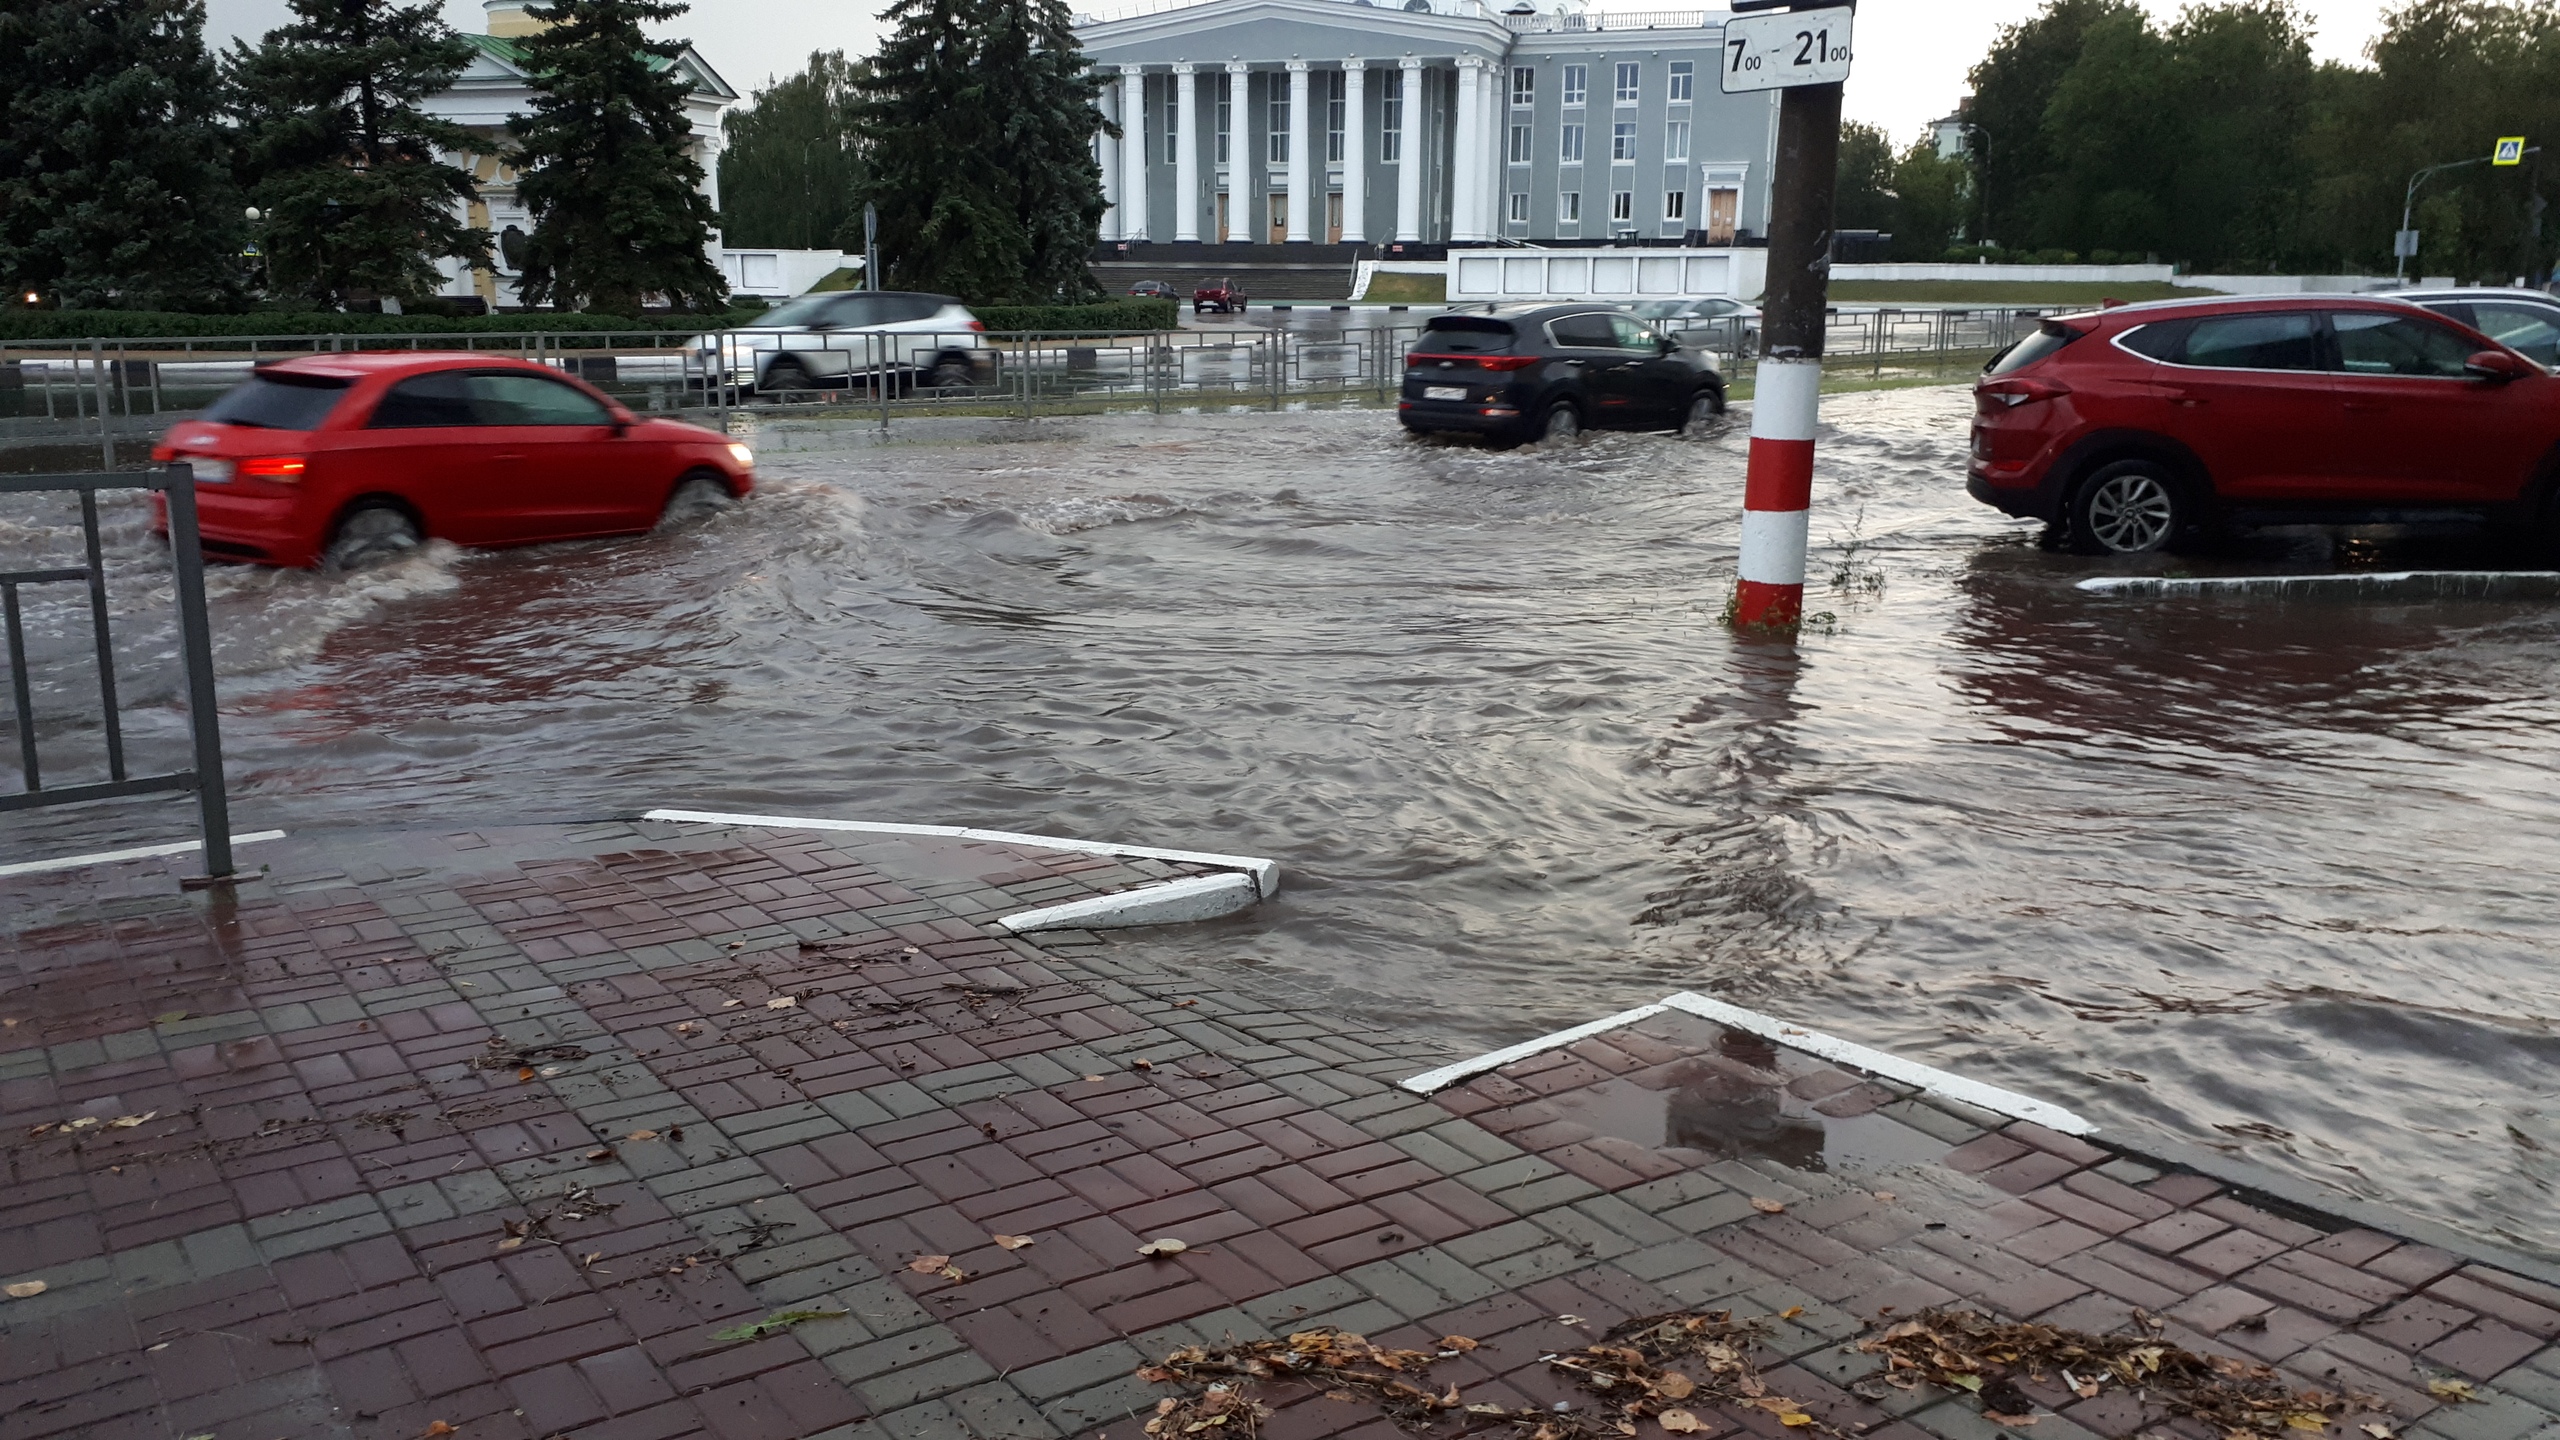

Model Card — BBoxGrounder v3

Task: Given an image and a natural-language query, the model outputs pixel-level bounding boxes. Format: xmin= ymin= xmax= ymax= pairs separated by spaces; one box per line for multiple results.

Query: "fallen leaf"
xmin=1751 ymin=1197 xmax=1787 ymax=1214
xmin=1657 ymin=1372 xmax=1696 ymax=1400
xmin=2076 ymin=1381 xmax=2100 ymax=1400
xmin=710 ymin=1307 xmax=849 ymax=1341
xmin=1873 ymin=1191 xmax=1898 ymax=1203
xmin=152 ymin=1010 xmax=189 ymax=1024
xmin=2428 ymin=1380 xmax=2478 ymax=1403
xmin=907 ymin=1255 xmax=953 ymax=1274
xmin=1137 ymin=1238 xmax=1188 ymax=1257
xmin=2362 ymin=1426 xmax=2395 ymax=1438
xmin=585 ymin=1148 xmax=614 ymax=1162
xmin=1173 ymin=999 xmax=1198 ymax=1008
xmin=108 ymin=1112 xmax=155 ymax=1128
xmin=672 ymin=1022 xmax=697 ymax=1034
xmin=515 ymin=1066 xmax=536 ymax=1083
xmin=539 ymin=1066 xmax=563 ymax=1077
xmin=5 ymin=1280 xmax=46 ymax=1298
xmin=1556 ymin=1313 xmax=1588 ymax=1327
xmin=1781 ymin=1305 xmax=1805 ymax=1320
xmin=992 ymin=1234 xmax=1035 ymax=1250
xmin=1661 ymin=1411 xmax=1707 ymax=1434
xmin=582 ymin=1252 xmax=604 ymax=1267
xmin=2287 ymin=1415 xmax=2331 ymax=1431
xmin=938 ymin=1263 xmax=966 ymax=1281
xmin=766 ymin=996 xmax=797 ymax=1010
xmin=1132 ymin=1058 xmax=1153 ymax=1071
xmin=1326 ymin=1389 xmax=1358 ymax=1402
xmin=423 ymin=1423 xmax=457 ymax=1438
xmin=495 ymin=1237 xmax=524 ymax=1252
xmin=1083 ymin=1075 xmax=1105 ymax=1082
xmin=64 ymin=1116 xmax=98 ymax=1131
xmin=1441 ymin=1335 xmax=1480 ymax=1352
xmin=723 ymin=999 xmax=744 ymax=1008
xmin=625 ymin=1129 xmax=659 ymax=1141
xmin=1982 ymin=1414 xmax=2036 ymax=1428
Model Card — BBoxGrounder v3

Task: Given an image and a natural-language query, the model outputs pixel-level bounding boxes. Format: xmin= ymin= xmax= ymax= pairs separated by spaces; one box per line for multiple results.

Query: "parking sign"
xmin=2495 ymin=136 xmax=2527 ymax=165
xmin=1720 ymin=6 xmax=1854 ymax=93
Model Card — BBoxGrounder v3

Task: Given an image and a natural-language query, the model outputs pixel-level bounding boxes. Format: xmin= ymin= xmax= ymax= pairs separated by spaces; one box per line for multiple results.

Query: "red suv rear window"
xmin=1986 ymin=322 xmax=2081 ymax=376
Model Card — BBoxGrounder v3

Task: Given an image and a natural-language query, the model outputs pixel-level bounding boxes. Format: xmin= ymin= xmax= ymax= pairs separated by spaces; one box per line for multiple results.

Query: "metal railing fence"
xmin=0 ymin=307 xmax=2049 ymax=456
xmin=1 ymin=464 xmax=232 ymax=875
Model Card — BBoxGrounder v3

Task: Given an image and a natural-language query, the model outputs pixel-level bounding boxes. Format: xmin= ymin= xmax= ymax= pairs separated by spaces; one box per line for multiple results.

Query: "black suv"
xmin=1397 ymin=304 xmax=1726 ymax=444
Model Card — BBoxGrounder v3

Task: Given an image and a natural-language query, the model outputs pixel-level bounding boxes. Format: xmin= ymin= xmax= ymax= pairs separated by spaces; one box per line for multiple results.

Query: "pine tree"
xmin=507 ymin=0 xmax=727 ymax=313
xmin=853 ymin=0 xmax=1109 ymax=303
xmin=0 ymin=0 xmax=243 ymax=310
xmin=227 ymin=0 xmax=491 ymax=308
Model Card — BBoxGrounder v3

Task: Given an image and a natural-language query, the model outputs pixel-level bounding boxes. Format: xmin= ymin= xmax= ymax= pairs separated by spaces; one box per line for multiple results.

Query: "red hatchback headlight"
xmin=1978 ymin=377 xmax=2071 ymax=410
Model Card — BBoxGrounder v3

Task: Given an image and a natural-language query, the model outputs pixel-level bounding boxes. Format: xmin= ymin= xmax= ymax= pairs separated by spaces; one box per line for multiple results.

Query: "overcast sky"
xmin=203 ymin=0 xmax=2397 ymax=142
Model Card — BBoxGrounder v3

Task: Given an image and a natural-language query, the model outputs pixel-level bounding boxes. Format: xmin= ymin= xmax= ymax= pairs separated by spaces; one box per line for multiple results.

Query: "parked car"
xmin=1968 ymin=293 xmax=2557 ymax=554
xmin=1129 ymin=280 xmax=1176 ymax=299
xmin=686 ymin=290 xmax=994 ymax=394
xmin=1194 ymin=278 xmax=1247 ymax=314
xmin=150 ymin=354 xmax=754 ymax=569
xmin=2379 ymin=286 xmax=2560 ymax=367
xmin=1397 ymin=304 xmax=1726 ymax=445
xmin=1631 ymin=297 xmax=1762 ymax=352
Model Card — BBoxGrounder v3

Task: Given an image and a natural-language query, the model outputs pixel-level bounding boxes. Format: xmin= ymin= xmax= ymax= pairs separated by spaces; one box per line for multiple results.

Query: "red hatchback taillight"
xmin=1978 ymin=377 xmax=2071 ymax=410
xmin=238 ymin=456 xmax=307 ymax=482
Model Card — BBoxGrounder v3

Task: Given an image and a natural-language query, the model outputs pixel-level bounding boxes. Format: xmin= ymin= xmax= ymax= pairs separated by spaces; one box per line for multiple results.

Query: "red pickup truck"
xmin=1193 ymin=278 xmax=1247 ymax=315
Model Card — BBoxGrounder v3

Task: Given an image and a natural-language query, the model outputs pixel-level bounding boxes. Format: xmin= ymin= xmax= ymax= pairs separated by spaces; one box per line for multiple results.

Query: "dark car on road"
xmin=1397 ymin=305 xmax=1726 ymax=445
xmin=1969 ymin=293 xmax=2559 ymax=553
xmin=1128 ymin=280 xmax=1176 ymax=299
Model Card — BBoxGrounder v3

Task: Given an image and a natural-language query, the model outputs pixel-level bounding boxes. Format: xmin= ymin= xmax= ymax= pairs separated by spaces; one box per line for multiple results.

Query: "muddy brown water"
xmin=5 ymin=388 xmax=2558 ymax=1259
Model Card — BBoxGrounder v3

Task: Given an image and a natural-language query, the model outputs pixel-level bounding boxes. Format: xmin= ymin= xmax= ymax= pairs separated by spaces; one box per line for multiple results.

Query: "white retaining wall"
xmin=1830 ymin=262 xmax=2178 ymax=284
xmin=1445 ymin=247 xmax=1769 ymax=303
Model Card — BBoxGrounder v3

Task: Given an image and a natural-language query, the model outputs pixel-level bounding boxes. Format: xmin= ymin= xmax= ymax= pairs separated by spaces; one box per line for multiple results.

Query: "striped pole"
xmin=1734 ymin=356 xmax=1818 ymax=629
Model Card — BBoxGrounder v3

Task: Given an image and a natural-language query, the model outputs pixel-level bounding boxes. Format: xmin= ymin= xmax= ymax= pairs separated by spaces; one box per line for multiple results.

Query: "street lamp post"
xmin=2398 ymin=147 xmax=2540 ymax=282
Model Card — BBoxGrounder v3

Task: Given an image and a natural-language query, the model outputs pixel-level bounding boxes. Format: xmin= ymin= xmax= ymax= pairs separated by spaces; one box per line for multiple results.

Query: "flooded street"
xmin=7 ymin=387 xmax=2560 ymax=1260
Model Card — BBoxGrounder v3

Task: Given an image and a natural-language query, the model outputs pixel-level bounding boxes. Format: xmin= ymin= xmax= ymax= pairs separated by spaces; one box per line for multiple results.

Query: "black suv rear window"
xmin=201 ymin=371 xmax=351 ymax=430
xmin=1985 ymin=322 xmax=2081 ymax=376
xmin=1421 ymin=317 xmax=1515 ymax=353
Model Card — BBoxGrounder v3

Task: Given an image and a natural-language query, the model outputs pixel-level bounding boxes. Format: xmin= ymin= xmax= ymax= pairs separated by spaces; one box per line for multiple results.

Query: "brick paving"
xmin=3 ymin=819 xmax=2558 ymax=1440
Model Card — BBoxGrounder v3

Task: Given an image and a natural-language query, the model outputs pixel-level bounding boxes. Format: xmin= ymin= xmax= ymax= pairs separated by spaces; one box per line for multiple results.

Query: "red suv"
xmin=1969 ymin=295 xmax=2552 ymax=553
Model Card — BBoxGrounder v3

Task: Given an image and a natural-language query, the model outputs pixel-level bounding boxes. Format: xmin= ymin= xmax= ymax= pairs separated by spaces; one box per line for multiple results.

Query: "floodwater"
xmin=5 ymin=389 xmax=2559 ymax=1260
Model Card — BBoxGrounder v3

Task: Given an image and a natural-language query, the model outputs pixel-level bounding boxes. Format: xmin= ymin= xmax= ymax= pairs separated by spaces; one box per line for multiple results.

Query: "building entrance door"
xmin=1706 ymin=188 xmax=1738 ymax=244
xmin=1216 ymin=191 xmax=1231 ymax=242
xmin=1267 ymin=192 xmax=1288 ymax=243
xmin=1326 ymin=193 xmax=1343 ymax=244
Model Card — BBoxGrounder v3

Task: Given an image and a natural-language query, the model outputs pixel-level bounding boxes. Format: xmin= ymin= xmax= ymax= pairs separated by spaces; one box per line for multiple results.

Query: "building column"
xmin=1479 ymin=59 xmax=1501 ymax=237
xmin=1395 ymin=57 xmax=1424 ymax=242
xmin=1452 ymin=59 xmax=1483 ymax=242
xmin=1226 ymin=62 xmax=1252 ymax=243
xmin=1098 ymin=82 xmax=1120 ymax=241
xmin=1340 ymin=61 xmax=1366 ymax=244
xmin=1173 ymin=64 xmax=1200 ymax=242
xmin=1285 ymin=60 xmax=1312 ymax=243
xmin=1119 ymin=65 xmax=1150 ymax=242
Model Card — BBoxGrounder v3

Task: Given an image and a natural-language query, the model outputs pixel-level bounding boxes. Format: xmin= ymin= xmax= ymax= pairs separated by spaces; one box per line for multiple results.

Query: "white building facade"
xmin=1076 ymin=0 xmax=1778 ymax=247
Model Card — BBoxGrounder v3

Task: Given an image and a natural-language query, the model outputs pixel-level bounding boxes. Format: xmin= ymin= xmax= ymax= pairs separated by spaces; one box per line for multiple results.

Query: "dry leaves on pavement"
xmin=1858 ymin=1308 xmax=2382 ymax=1436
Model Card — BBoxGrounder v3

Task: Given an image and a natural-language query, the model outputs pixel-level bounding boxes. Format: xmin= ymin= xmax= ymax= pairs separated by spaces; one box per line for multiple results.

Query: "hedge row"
xmin=0 ymin=298 xmax=1182 ymax=342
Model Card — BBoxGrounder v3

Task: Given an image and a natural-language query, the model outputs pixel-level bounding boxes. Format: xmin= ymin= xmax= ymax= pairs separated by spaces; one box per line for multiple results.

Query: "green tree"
xmin=718 ymin=51 xmax=867 ymax=249
xmin=1890 ymin=138 xmax=1970 ymax=259
xmin=852 ymin=0 xmax=1108 ymax=303
xmin=227 ymin=0 xmax=491 ymax=307
xmin=0 ymin=0 xmax=242 ymax=309
xmin=508 ymin=0 xmax=727 ymax=312
xmin=1967 ymin=0 xmax=2140 ymax=250
xmin=1833 ymin=121 xmax=1898 ymax=233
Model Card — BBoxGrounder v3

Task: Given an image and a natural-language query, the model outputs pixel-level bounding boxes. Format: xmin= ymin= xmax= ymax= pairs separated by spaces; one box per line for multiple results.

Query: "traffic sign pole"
xmin=1731 ymin=75 xmax=1844 ymax=633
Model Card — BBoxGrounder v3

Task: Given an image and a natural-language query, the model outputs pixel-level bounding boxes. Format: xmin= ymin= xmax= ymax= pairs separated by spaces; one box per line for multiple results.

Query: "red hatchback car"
xmin=1969 ymin=294 xmax=2554 ymax=553
xmin=152 ymin=353 xmax=754 ymax=568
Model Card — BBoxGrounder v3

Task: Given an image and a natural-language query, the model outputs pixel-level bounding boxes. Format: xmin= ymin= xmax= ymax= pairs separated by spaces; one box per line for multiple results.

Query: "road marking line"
xmin=639 ymin=808 xmax=1280 ymax=897
xmin=0 ymin=830 xmax=289 ymax=880
xmin=2078 ymin=570 xmax=2560 ymax=598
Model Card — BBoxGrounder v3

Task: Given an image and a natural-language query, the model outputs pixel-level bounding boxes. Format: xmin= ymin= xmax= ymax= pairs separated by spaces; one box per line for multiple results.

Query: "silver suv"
xmin=692 ymin=290 xmax=995 ymax=393
xmin=2376 ymin=286 xmax=2560 ymax=367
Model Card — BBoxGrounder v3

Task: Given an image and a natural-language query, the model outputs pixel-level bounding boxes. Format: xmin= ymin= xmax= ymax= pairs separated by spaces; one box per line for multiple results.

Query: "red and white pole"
xmin=1734 ymin=357 xmax=1818 ymax=629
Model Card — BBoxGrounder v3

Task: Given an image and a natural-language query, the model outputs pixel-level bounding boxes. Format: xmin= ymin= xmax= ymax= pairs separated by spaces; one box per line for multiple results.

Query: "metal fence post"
xmin=158 ymin=466 xmax=232 ymax=877
xmin=93 ymin=341 xmax=114 ymax=470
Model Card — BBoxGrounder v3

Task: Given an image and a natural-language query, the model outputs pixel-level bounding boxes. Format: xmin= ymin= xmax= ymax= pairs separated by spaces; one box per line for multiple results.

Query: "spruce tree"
xmin=0 ymin=0 xmax=243 ymax=310
xmin=853 ymin=0 xmax=1108 ymax=303
xmin=227 ymin=0 xmax=491 ymax=308
xmin=507 ymin=0 xmax=727 ymax=313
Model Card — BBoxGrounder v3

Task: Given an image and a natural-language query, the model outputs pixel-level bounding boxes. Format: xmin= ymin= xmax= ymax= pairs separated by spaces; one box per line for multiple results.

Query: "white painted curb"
xmin=992 ymin=872 xmax=1261 ymax=934
xmin=0 ymin=830 xmax=289 ymax=881
xmin=1400 ymin=989 xmax=2096 ymax=1137
xmin=640 ymin=808 xmax=1279 ymax=899
xmin=2077 ymin=570 xmax=2560 ymax=599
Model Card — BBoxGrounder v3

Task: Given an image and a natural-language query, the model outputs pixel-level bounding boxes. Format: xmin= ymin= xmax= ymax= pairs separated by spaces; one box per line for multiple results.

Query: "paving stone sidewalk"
xmin=3 ymin=819 xmax=2557 ymax=1440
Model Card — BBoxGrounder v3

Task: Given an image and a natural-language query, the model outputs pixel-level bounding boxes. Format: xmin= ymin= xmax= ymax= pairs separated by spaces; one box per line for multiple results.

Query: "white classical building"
xmin=1076 ymin=0 xmax=1777 ymax=247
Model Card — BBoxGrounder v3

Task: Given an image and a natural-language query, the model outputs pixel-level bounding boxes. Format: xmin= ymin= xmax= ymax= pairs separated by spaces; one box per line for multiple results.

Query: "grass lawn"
xmin=1826 ymin=280 xmax=2223 ymax=305
xmin=1361 ymin=272 xmax=1447 ymax=303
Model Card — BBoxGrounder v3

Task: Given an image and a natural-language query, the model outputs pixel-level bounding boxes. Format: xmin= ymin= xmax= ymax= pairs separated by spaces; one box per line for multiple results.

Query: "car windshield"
xmin=200 ymin=372 xmax=352 ymax=430
xmin=1420 ymin=317 xmax=1515 ymax=353
xmin=755 ymin=293 xmax=841 ymax=328
xmin=1986 ymin=322 xmax=2082 ymax=376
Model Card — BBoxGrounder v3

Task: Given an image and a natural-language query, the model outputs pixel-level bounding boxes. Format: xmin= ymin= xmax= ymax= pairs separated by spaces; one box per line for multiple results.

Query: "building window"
xmin=1559 ymin=123 xmax=1584 ymax=163
xmin=1614 ymin=62 xmax=1640 ymax=103
xmin=1381 ymin=70 xmax=1402 ymax=163
xmin=1559 ymin=189 xmax=1581 ymax=223
xmin=1511 ymin=66 xmax=1535 ymax=106
xmin=1665 ymin=120 xmax=1689 ymax=162
xmin=1664 ymin=189 xmax=1686 ymax=222
xmin=1267 ymin=84 xmax=1288 ymax=163
xmin=1165 ymin=86 xmax=1179 ymax=164
xmin=1561 ymin=64 xmax=1586 ymax=106
xmin=1668 ymin=60 xmax=1692 ymax=101
xmin=1612 ymin=123 xmax=1635 ymax=161
xmin=1326 ymin=70 xmax=1345 ymax=163
xmin=1217 ymin=76 xmax=1231 ymax=163
xmin=1611 ymin=189 xmax=1633 ymax=223
xmin=1509 ymin=191 xmax=1530 ymax=224
xmin=1508 ymin=125 xmax=1532 ymax=164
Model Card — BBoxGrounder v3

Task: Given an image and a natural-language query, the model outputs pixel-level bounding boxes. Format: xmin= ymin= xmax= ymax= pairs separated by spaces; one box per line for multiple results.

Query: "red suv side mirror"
xmin=2466 ymin=349 xmax=2534 ymax=382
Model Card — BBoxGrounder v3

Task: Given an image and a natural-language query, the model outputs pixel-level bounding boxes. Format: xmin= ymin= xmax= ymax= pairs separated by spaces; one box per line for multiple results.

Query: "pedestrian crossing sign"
xmin=2495 ymin=136 xmax=2527 ymax=165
